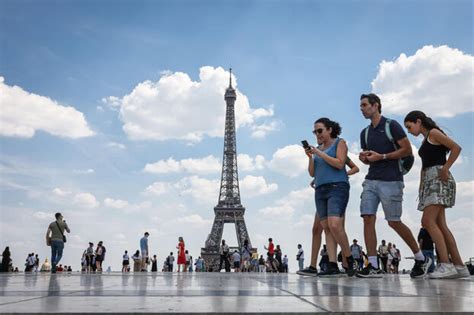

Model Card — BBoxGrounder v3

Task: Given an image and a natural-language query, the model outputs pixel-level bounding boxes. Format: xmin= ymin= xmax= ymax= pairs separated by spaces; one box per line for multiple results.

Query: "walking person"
xmin=1 ymin=247 xmax=11 ymax=272
xmin=140 ymin=232 xmax=149 ymax=272
xmin=404 ymin=110 xmax=469 ymax=278
xmin=296 ymin=244 xmax=305 ymax=271
xmin=219 ymin=240 xmax=230 ymax=272
xmin=176 ymin=237 xmax=186 ymax=272
xmin=45 ymin=212 xmax=70 ymax=273
xmin=167 ymin=252 xmax=174 ymax=272
xmin=357 ymin=94 xmax=431 ymax=278
xmin=258 ymin=255 xmax=266 ymax=272
xmin=241 ymin=239 xmax=252 ymax=272
xmin=122 ymin=250 xmax=130 ymax=272
xmin=392 ymin=244 xmax=400 ymax=274
xmin=304 ymin=117 xmax=356 ymax=277
xmin=378 ymin=240 xmax=389 ymax=273
xmin=84 ymin=242 xmax=94 ymax=273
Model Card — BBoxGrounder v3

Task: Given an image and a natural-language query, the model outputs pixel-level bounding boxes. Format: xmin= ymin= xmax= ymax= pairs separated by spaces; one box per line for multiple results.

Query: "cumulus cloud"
xmin=52 ymin=188 xmax=71 ymax=197
xmin=258 ymin=187 xmax=313 ymax=217
xmin=73 ymin=169 xmax=95 ymax=175
xmin=237 ymin=154 xmax=266 ymax=172
xmin=102 ymin=66 xmax=277 ymax=142
xmin=144 ymin=155 xmax=221 ymax=175
xmin=0 ymin=76 xmax=95 ymax=138
xmin=175 ymin=176 xmax=220 ymax=205
xmin=33 ymin=211 xmax=54 ymax=220
xmin=104 ymin=198 xmax=129 ymax=209
xmin=240 ymin=175 xmax=278 ymax=197
xmin=144 ymin=182 xmax=171 ymax=196
xmin=73 ymin=192 xmax=99 ymax=209
xmin=372 ymin=45 xmax=474 ymax=118
xmin=268 ymin=145 xmax=308 ymax=177
xmin=176 ymin=214 xmax=212 ymax=228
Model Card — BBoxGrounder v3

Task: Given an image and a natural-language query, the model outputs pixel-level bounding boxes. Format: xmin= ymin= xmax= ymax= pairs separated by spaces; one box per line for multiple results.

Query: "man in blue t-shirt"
xmin=356 ymin=93 xmax=432 ymax=279
xmin=140 ymin=232 xmax=149 ymax=272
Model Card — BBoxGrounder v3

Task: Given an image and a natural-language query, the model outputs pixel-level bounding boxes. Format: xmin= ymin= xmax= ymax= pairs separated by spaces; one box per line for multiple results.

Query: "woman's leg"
xmin=421 ymin=205 xmax=449 ymax=263
xmin=327 ymin=216 xmax=351 ymax=259
xmin=321 ymin=220 xmax=337 ymax=263
xmin=310 ymin=215 xmax=323 ymax=268
xmin=436 ymin=208 xmax=464 ymax=266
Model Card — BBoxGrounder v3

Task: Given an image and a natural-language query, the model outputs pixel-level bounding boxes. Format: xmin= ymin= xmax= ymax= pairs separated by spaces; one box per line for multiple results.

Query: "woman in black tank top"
xmin=404 ymin=110 xmax=468 ymax=279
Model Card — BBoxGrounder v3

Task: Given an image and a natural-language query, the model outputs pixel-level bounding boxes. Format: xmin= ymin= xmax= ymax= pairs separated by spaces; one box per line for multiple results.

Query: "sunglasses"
xmin=312 ymin=128 xmax=325 ymax=135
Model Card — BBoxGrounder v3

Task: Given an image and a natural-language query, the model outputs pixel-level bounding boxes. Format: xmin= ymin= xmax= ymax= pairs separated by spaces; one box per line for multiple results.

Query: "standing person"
xmin=1 ymin=247 xmax=11 ymax=272
xmin=282 ymin=255 xmax=289 ymax=273
xmin=151 ymin=255 xmax=158 ymax=272
xmin=357 ymin=94 xmax=431 ymax=278
xmin=219 ymin=240 xmax=230 ymax=272
xmin=45 ymin=212 xmax=70 ymax=273
xmin=350 ymin=240 xmax=363 ymax=271
xmin=167 ymin=252 xmax=174 ymax=272
xmin=140 ymin=232 xmax=149 ymax=272
xmin=392 ymin=244 xmax=400 ymax=274
xmin=304 ymin=117 xmax=356 ymax=277
xmin=232 ymin=250 xmax=241 ymax=272
xmin=195 ymin=256 xmax=203 ymax=272
xmin=418 ymin=228 xmax=435 ymax=273
xmin=275 ymin=245 xmax=283 ymax=272
xmin=258 ymin=255 xmax=266 ymax=272
xmin=241 ymin=239 xmax=252 ymax=271
xmin=34 ymin=254 xmax=40 ymax=272
xmin=131 ymin=250 xmax=141 ymax=272
xmin=378 ymin=240 xmax=389 ymax=272
xmin=296 ymin=244 xmax=305 ymax=272
xmin=404 ymin=110 xmax=469 ymax=278
xmin=185 ymin=250 xmax=191 ymax=272
xmin=85 ymin=242 xmax=94 ymax=273
xmin=319 ymin=245 xmax=329 ymax=272
xmin=95 ymin=241 xmax=106 ymax=272
xmin=122 ymin=250 xmax=130 ymax=272
xmin=176 ymin=237 xmax=186 ymax=273
xmin=386 ymin=242 xmax=395 ymax=273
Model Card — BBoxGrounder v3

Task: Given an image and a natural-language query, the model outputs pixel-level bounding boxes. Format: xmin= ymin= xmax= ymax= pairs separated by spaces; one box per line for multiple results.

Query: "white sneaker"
xmin=452 ymin=265 xmax=470 ymax=278
xmin=429 ymin=263 xmax=458 ymax=279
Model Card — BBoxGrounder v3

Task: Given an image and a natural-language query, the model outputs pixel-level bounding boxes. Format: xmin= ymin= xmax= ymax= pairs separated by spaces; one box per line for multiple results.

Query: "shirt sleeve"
xmin=390 ymin=119 xmax=407 ymax=142
xmin=360 ymin=130 xmax=367 ymax=150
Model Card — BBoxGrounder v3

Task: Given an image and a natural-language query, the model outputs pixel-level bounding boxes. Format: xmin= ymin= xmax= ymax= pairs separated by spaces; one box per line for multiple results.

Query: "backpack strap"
xmin=385 ymin=118 xmax=404 ymax=174
xmin=363 ymin=125 xmax=370 ymax=150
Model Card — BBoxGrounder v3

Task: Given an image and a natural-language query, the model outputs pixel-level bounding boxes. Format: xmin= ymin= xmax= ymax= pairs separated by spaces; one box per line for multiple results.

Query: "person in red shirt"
xmin=264 ymin=238 xmax=275 ymax=259
xmin=176 ymin=237 xmax=186 ymax=272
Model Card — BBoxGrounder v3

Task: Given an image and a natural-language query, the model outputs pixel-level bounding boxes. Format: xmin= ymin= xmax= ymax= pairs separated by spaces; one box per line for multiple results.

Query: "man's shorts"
xmin=360 ymin=179 xmax=404 ymax=221
xmin=234 ymin=261 xmax=240 ymax=269
xmin=315 ymin=182 xmax=350 ymax=220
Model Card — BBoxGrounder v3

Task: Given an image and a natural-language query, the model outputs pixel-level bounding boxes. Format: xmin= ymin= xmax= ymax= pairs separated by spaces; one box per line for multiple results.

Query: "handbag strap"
xmin=55 ymin=221 xmax=65 ymax=237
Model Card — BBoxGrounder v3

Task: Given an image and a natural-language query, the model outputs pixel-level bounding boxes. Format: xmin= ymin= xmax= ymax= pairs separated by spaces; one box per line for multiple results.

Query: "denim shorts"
xmin=360 ymin=179 xmax=404 ymax=221
xmin=315 ymin=182 xmax=350 ymax=220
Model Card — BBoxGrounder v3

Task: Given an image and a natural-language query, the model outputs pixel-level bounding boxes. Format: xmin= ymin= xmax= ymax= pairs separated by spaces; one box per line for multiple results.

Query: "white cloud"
xmin=73 ymin=169 xmax=95 ymax=175
xmin=176 ymin=214 xmax=212 ymax=228
xmin=144 ymin=155 xmax=221 ymax=175
xmin=175 ymin=176 xmax=220 ymax=205
xmin=144 ymin=182 xmax=171 ymax=196
xmin=251 ymin=121 xmax=281 ymax=139
xmin=104 ymin=198 xmax=129 ymax=209
xmin=258 ymin=187 xmax=313 ymax=217
xmin=457 ymin=181 xmax=474 ymax=198
xmin=107 ymin=142 xmax=126 ymax=150
xmin=73 ymin=192 xmax=99 ymax=209
xmin=372 ymin=45 xmax=474 ymax=118
xmin=52 ymin=188 xmax=71 ymax=197
xmin=0 ymin=76 xmax=95 ymax=138
xmin=33 ymin=211 xmax=54 ymax=220
xmin=102 ymin=66 xmax=276 ymax=142
xmin=240 ymin=175 xmax=278 ymax=197
xmin=268 ymin=144 xmax=308 ymax=177
xmin=238 ymin=154 xmax=266 ymax=172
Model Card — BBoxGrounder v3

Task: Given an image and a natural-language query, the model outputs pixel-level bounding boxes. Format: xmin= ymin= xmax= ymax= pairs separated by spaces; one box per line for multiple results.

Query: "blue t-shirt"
xmin=360 ymin=116 xmax=407 ymax=182
xmin=313 ymin=138 xmax=349 ymax=188
xmin=140 ymin=237 xmax=148 ymax=251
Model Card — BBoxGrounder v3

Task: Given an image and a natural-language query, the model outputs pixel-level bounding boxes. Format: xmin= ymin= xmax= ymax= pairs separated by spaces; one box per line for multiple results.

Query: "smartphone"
xmin=301 ymin=140 xmax=310 ymax=150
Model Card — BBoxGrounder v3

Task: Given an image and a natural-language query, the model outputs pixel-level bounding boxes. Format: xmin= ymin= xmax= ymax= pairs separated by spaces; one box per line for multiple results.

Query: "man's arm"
xmin=65 ymin=223 xmax=70 ymax=233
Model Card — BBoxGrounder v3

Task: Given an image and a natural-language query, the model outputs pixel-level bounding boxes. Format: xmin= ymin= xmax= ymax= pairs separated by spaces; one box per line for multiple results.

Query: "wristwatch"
xmin=382 ymin=154 xmax=387 ymax=160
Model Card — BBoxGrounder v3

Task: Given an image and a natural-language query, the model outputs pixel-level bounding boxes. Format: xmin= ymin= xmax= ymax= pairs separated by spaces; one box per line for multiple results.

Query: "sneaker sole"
xmin=318 ymin=273 xmax=347 ymax=278
xmin=296 ymin=272 xmax=318 ymax=277
xmin=356 ymin=273 xmax=383 ymax=278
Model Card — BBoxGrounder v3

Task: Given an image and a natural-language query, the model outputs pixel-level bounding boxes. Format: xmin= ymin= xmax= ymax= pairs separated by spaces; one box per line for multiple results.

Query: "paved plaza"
xmin=0 ymin=272 xmax=472 ymax=314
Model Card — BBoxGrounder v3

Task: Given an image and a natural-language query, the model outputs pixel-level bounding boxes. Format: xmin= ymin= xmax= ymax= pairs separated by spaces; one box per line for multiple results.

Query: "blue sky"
xmin=1 ymin=0 xmax=473 ymax=272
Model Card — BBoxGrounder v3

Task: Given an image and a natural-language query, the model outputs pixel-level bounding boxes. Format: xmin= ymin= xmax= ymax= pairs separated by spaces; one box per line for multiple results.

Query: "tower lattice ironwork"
xmin=201 ymin=69 xmax=255 ymax=271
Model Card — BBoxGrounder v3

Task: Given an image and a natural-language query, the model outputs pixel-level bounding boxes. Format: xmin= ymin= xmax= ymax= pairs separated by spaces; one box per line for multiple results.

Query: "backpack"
xmin=363 ymin=118 xmax=414 ymax=175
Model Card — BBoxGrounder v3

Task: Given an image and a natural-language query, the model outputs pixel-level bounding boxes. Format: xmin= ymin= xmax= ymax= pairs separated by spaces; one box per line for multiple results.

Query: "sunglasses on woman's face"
xmin=312 ymin=128 xmax=324 ymax=135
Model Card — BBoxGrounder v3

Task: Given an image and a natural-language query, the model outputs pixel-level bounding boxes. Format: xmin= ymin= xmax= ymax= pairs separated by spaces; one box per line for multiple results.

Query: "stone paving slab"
xmin=0 ymin=272 xmax=472 ymax=314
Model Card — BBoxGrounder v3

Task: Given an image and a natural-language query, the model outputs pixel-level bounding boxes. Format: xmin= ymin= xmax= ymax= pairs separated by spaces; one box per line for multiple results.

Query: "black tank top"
xmin=418 ymin=131 xmax=448 ymax=169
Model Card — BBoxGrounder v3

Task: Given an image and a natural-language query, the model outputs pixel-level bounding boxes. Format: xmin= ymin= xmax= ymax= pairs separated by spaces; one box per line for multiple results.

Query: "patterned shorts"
xmin=418 ymin=165 xmax=456 ymax=211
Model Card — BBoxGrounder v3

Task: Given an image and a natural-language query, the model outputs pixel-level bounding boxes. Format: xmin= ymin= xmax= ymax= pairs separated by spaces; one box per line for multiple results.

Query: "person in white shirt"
xmin=122 ymin=250 xmax=130 ymax=272
xmin=232 ymin=251 xmax=241 ymax=272
xmin=296 ymin=244 xmax=305 ymax=271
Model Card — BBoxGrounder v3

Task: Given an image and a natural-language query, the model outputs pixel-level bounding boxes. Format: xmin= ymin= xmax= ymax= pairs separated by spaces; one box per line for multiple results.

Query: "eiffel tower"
xmin=201 ymin=69 xmax=255 ymax=271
